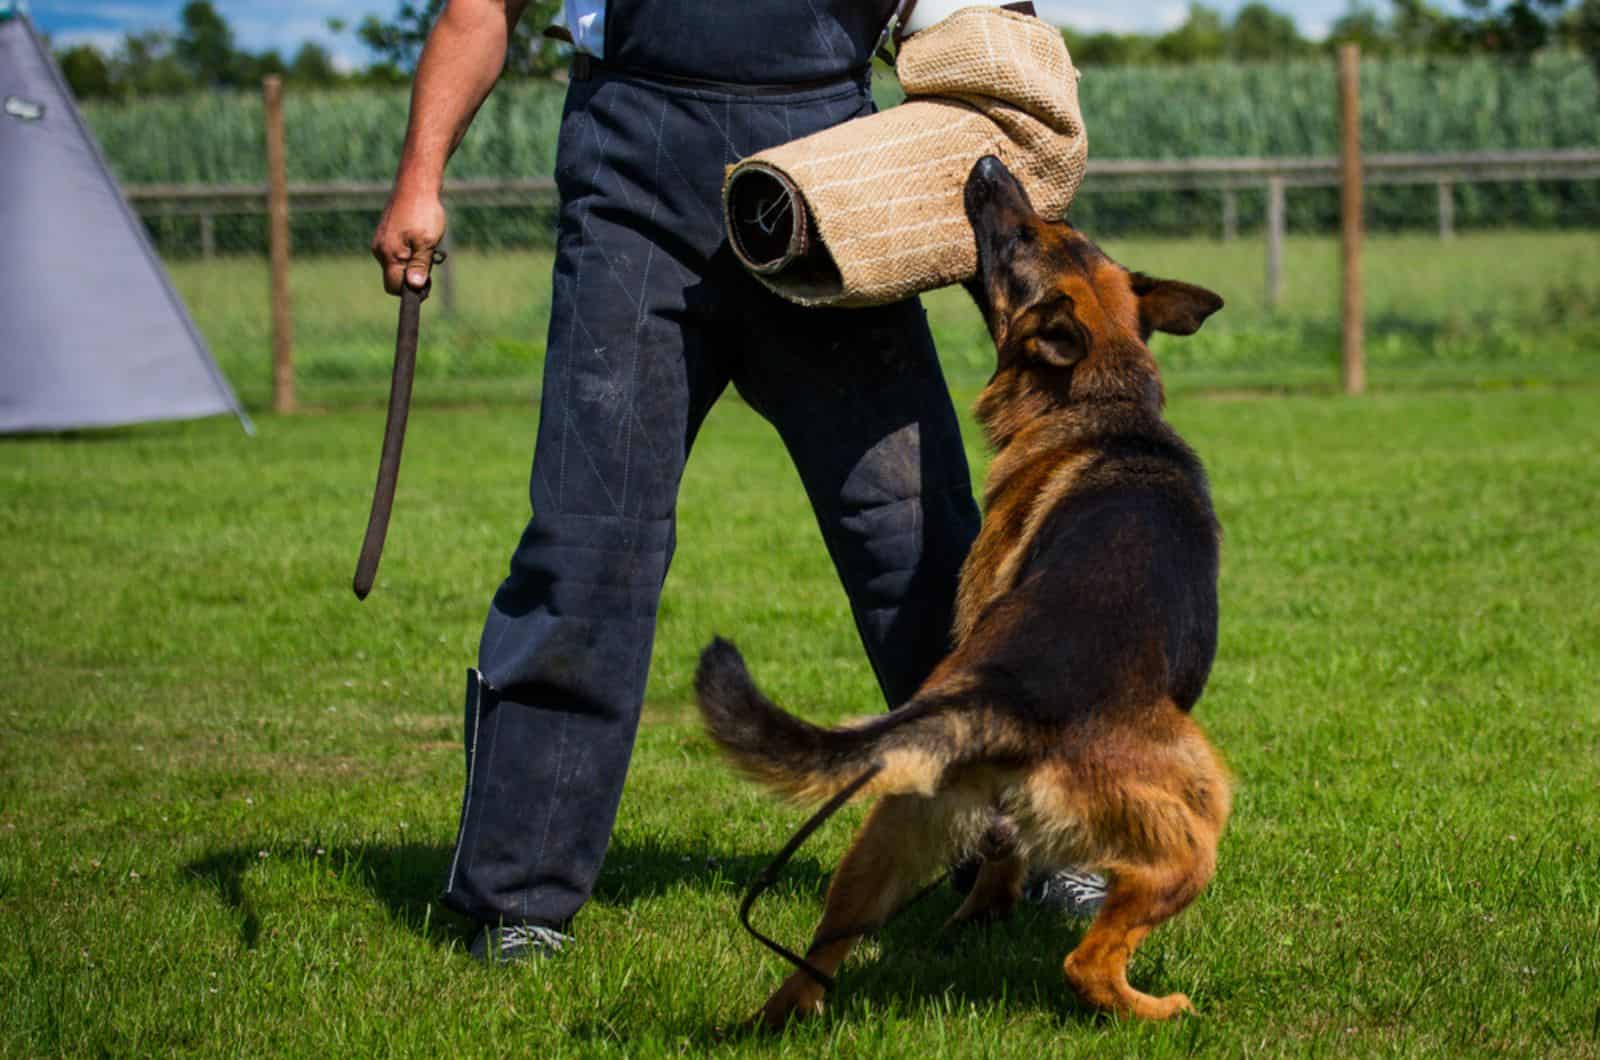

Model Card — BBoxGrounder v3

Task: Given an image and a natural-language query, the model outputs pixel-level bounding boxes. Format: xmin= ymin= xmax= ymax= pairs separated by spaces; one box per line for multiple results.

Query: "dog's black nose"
xmin=965 ymin=155 xmax=1031 ymax=225
xmin=965 ymin=155 xmax=1007 ymax=214
xmin=972 ymin=155 xmax=1009 ymax=186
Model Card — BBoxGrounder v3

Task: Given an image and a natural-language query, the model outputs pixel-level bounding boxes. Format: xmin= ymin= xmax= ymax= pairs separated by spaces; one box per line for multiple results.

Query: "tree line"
xmin=50 ymin=1 xmax=566 ymax=99
xmin=1068 ymin=0 xmax=1598 ymax=66
xmin=52 ymin=0 xmax=1600 ymax=102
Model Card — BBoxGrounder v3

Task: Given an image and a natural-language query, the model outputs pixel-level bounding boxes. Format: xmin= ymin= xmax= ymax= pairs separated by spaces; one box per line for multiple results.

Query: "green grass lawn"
xmin=3 ymin=377 xmax=1598 ymax=1054
xmin=172 ymin=230 xmax=1600 ymax=408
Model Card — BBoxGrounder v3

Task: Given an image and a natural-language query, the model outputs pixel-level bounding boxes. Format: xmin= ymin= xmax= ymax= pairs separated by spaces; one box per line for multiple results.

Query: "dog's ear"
xmin=1007 ymin=295 xmax=1086 ymax=368
xmin=1130 ymin=273 xmax=1223 ymax=336
xmin=1026 ymin=332 xmax=1083 ymax=369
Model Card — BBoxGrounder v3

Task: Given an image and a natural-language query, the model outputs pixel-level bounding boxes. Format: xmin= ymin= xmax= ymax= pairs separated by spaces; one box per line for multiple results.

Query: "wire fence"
xmin=91 ymin=52 xmax=1600 ymax=404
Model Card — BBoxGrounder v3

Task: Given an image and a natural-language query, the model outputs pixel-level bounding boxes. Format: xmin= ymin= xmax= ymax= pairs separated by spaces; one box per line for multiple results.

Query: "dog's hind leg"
xmin=757 ymin=793 xmax=955 ymax=1029
xmin=945 ymin=853 xmax=1025 ymax=927
xmin=1034 ymin=712 xmax=1230 ymax=1020
xmin=946 ymin=814 xmax=1025 ymax=927
xmin=1059 ymin=771 xmax=1228 ymax=1019
xmin=1062 ymin=854 xmax=1213 ymax=1020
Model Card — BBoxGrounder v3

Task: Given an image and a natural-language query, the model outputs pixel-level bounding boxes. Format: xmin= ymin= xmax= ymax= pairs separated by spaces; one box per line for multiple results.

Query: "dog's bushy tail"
xmin=695 ymin=637 xmax=992 ymax=805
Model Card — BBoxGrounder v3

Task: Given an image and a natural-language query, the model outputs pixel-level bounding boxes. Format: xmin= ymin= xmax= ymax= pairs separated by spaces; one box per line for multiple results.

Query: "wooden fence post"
xmin=1221 ymin=189 xmax=1238 ymax=241
xmin=1337 ymin=44 xmax=1365 ymax=396
xmin=199 ymin=213 xmax=216 ymax=259
xmin=264 ymin=75 xmax=295 ymax=414
xmin=1265 ymin=175 xmax=1285 ymax=310
xmin=1437 ymin=179 xmax=1455 ymax=241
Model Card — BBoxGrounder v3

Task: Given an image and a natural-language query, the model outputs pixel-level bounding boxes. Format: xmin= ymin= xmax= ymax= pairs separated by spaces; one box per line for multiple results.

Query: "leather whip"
xmin=353 ymin=250 xmax=445 ymax=600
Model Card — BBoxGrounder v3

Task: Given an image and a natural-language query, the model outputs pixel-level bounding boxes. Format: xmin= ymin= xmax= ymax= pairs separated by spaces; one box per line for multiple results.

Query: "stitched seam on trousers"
xmin=445 ymin=679 xmax=486 ymax=895
xmin=525 ymin=710 xmax=572 ymax=920
xmin=617 ymin=88 xmax=670 ymax=521
xmin=468 ymin=695 xmax=508 ymax=883
xmin=528 ymin=510 xmax=677 ymax=526
xmin=559 ymin=107 xmax=612 ymax=510
xmin=514 ymin=541 xmax=673 ymax=559
xmin=509 ymin=574 xmax=667 ymax=594
xmin=481 ymin=618 xmax=513 ymax=683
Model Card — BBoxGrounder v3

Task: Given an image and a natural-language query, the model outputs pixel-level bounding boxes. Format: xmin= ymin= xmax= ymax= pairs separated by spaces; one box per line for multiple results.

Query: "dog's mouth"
xmin=965 ymin=156 xmax=1039 ymax=295
xmin=964 ymin=156 xmax=1036 ymax=325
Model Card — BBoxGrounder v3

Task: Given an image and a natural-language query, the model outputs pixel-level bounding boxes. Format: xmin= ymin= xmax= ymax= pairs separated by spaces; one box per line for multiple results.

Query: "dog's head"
xmin=963 ymin=156 xmax=1222 ymax=422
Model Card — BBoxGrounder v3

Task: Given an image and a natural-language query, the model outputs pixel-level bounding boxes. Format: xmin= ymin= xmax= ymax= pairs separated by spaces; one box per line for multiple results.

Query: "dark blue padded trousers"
xmin=440 ymin=66 xmax=981 ymax=930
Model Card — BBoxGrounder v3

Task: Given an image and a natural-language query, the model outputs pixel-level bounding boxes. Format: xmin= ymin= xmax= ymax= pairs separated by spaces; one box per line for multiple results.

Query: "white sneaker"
xmin=1025 ymin=868 xmax=1107 ymax=917
xmin=469 ymin=923 xmax=572 ymax=965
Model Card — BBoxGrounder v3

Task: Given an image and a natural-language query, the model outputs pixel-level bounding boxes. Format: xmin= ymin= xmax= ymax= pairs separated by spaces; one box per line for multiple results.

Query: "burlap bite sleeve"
xmin=723 ymin=6 xmax=1086 ymax=308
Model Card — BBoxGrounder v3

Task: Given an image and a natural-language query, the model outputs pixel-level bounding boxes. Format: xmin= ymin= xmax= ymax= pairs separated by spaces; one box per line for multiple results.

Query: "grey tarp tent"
xmin=0 ymin=7 xmax=250 ymax=434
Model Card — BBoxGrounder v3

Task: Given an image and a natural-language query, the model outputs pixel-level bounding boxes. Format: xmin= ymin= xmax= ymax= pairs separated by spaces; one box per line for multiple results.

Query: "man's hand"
xmin=373 ymin=189 xmax=447 ymax=295
xmin=371 ymin=0 xmax=530 ymax=295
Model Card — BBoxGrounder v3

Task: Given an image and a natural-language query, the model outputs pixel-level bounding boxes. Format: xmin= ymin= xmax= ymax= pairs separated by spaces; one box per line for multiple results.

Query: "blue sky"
xmin=31 ymin=1 xmax=381 ymax=64
xmin=29 ymin=1 xmax=1442 ymax=66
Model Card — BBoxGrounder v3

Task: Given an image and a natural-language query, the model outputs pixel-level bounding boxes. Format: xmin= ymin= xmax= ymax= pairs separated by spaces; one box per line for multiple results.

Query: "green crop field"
xmin=3 ymin=222 xmax=1599 ymax=1052
xmin=92 ymin=52 xmax=1600 ymax=255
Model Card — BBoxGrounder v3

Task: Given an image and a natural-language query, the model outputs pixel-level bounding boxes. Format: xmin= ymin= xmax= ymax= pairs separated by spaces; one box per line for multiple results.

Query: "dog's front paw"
xmin=1065 ymin=954 xmax=1195 ymax=1021
xmin=1139 ymin=992 xmax=1194 ymax=1020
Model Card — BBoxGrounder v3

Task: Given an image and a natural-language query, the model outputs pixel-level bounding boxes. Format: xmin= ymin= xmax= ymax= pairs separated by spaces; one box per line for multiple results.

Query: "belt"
xmin=570 ymin=54 xmax=869 ymax=97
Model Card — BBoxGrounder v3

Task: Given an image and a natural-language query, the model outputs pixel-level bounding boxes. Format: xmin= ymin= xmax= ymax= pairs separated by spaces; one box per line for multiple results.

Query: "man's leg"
xmin=440 ymin=82 xmax=727 ymax=942
xmin=729 ymin=294 xmax=980 ymax=707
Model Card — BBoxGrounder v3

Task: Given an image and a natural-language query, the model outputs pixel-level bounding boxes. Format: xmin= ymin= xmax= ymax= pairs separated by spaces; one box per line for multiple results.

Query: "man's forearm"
xmin=394 ymin=0 xmax=529 ymax=195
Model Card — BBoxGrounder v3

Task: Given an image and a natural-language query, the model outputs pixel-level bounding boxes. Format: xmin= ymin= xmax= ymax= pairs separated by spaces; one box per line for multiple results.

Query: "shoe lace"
xmin=1054 ymin=869 xmax=1107 ymax=902
xmin=1027 ymin=868 xmax=1108 ymax=907
xmin=499 ymin=924 xmax=571 ymax=953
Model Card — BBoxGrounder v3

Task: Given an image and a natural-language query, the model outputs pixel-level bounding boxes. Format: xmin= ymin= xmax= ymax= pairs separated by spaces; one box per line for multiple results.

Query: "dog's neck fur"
xmin=975 ymin=337 xmax=1166 ymax=455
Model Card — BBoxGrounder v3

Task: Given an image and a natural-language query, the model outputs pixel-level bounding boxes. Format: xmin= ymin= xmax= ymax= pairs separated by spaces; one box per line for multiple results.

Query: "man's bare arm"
xmin=373 ymin=0 xmax=530 ymax=294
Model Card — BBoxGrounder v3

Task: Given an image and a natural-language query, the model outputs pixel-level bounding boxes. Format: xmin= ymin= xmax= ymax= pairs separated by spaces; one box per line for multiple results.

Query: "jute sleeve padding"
xmin=723 ymin=7 xmax=1086 ymax=308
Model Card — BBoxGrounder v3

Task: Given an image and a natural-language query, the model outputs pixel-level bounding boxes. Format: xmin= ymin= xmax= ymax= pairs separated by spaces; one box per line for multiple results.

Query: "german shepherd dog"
xmin=696 ymin=156 xmax=1229 ymax=1025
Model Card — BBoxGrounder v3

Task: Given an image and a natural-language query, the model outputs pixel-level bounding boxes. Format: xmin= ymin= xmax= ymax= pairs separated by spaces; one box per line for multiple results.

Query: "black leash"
xmin=737 ymin=762 xmax=950 ymax=992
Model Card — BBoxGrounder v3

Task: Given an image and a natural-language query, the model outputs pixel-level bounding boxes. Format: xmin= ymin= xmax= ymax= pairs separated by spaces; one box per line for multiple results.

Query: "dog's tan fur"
xmin=696 ymin=158 xmax=1231 ymax=1026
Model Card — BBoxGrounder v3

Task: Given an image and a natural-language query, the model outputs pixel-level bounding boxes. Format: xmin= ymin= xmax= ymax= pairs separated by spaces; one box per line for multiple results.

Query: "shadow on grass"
xmin=184 ymin=837 xmax=1190 ymax=1037
xmin=184 ymin=841 xmax=463 ymax=949
xmin=590 ymin=831 xmax=831 ymax=904
xmin=182 ymin=833 xmax=831 ymax=949
xmin=565 ymin=899 xmax=1115 ymax=1049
